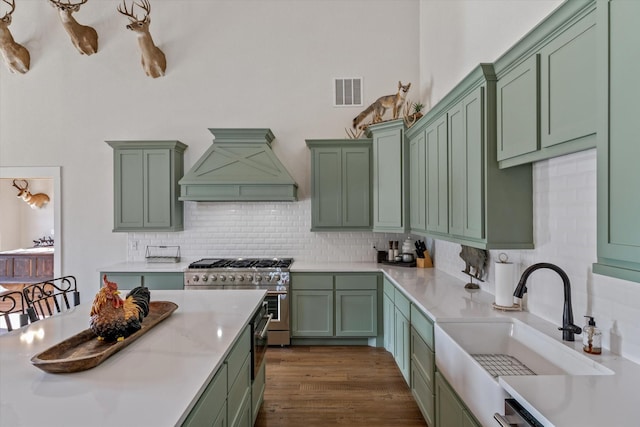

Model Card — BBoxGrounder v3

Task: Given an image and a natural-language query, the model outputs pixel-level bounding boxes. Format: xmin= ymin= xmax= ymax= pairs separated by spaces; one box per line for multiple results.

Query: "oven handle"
xmin=267 ymin=290 xmax=288 ymax=296
xmin=493 ymin=413 xmax=511 ymax=427
xmin=259 ymin=313 xmax=273 ymax=339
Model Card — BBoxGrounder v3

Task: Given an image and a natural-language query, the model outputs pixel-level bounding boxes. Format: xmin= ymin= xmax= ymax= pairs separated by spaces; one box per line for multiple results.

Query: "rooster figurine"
xmin=90 ymin=275 xmax=151 ymax=342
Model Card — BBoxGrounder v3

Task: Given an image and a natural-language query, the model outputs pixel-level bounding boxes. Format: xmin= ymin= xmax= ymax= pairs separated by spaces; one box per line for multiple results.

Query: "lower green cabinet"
xmin=182 ymin=365 xmax=227 ymax=427
xmin=291 ymin=273 xmax=379 ymax=339
xmin=435 ymin=372 xmax=481 ymax=427
xmin=394 ymin=306 xmax=410 ymax=384
xmin=382 ymin=290 xmax=395 ymax=354
xmin=99 ymin=272 xmax=184 ymax=290
xmin=383 ymin=277 xmax=410 ymax=385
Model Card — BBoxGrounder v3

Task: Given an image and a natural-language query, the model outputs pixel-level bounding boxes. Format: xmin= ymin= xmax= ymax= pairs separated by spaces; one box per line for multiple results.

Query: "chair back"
xmin=0 ymin=290 xmax=30 ymax=332
xmin=23 ymin=276 xmax=80 ymax=322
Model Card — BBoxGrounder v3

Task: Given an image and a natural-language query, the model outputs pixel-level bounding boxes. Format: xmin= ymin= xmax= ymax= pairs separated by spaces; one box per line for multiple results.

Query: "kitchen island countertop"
xmin=0 ymin=289 xmax=266 ymax=427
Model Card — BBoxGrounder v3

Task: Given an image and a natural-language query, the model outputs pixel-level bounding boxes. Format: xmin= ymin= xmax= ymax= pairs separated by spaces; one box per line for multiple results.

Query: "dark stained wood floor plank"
xmin=255 ymin=346 xmax=428 ymax=427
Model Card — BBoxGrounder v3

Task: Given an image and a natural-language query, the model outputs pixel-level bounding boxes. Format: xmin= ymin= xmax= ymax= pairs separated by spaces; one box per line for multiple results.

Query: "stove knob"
xmin=229 ymin=275 xmax=235 ymax=282
xmin=210 ymin=275 xmax=217 ymax=281
xmin=202 ymin=274 xmax=208 ymax=282
xmin=245 ymin=274 xmax=253 ymax=281
xmin=237 ymin=275 xmax=245 ymax=282
xmin=273 ymin=274 xmax=281 ymax=282
xmin=219 ymin=275 xmax=226 ymax=282
xmin=255 ymin=275 xmax=262 ymax=282
xmin=192 ymin=275 xmax=199 ymax=282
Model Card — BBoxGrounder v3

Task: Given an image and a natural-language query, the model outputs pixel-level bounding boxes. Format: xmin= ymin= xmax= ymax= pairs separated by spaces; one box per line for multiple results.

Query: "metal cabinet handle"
xmin=494 ymin=413 xmax=512 ymax=427
xmin=259 ymin=313 xmax=273 ymax=339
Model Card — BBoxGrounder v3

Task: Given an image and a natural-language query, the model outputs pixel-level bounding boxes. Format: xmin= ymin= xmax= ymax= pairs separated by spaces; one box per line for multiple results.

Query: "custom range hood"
xmin=179 ymin=128 xmax=298 ymax=201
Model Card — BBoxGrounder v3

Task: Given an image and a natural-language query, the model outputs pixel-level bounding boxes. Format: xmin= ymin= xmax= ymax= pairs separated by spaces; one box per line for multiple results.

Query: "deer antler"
xmin=345 ymin=126 xmax=367 ymax=139
xmin=48 ymin=0 xmax=88 ymax=12
xmin=12 ymin=179 xmax=27 ymax=191
xmin=117 ymin=0 xmax=150 ymax=22
xmin=403 ymin=101 xmax=417 ymax=128
xmin=1 ymin=0 xmax=15 ymax=20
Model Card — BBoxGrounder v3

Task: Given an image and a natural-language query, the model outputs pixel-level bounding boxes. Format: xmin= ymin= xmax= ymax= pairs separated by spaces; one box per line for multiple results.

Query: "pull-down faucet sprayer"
xmin=513 ymin=262 xmax=582 ymax=341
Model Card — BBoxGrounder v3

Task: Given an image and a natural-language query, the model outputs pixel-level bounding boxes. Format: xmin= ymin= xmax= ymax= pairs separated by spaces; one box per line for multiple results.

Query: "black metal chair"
xmin=23 ymin=276 xmax=80 ymax=322
xmin=0 ymin=290 xmax=30 ymax=332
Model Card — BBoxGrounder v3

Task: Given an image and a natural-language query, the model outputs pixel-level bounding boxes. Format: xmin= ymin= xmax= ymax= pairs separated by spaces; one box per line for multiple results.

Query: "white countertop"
xmin=99 ymin=261 xmax=191 ymax=273
xmin=293 ymin=262 xmax=640 ymax=427
xmin=0 ymin=289 xmax=266 ymax=427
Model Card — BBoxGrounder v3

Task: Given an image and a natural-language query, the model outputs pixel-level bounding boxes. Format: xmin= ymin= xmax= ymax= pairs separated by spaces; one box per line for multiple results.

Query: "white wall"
xmin=0 ymin=0 xmax=419 ymax=291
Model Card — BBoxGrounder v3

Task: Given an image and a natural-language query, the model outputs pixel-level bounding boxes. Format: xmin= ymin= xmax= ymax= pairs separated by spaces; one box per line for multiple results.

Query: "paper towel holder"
xmin=492 ymin=253 xmax=522 ymax=311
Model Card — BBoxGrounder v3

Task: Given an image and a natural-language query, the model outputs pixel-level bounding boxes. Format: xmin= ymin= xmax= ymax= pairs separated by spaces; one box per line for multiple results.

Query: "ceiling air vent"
xmin=334 ymin=77 xmax=362 ymax=107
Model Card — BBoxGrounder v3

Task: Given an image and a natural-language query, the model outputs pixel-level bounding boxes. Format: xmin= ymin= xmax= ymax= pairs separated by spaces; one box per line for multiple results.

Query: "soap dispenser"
xmin=583 ymin=316 xmax=602 ymax=354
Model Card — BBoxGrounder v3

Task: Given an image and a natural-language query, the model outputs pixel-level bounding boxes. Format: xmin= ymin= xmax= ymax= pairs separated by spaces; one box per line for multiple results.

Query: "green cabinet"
xmin=495 ymin=1 xmax=597 ymax=168
xmin=410 ymin=306 xmax=435 ymax=427
xmin=306 ymin=139 xmax=372 ymax=231
xmin=99 ymin=272 xmax=184 ymax=290
xmin=183 ymin=325 xmax=254 ymax=427
xmin=405 ymin=64 xmax=533 ymax=249
xmin=107 ymin=140 xmax=187 ymax=232
xmin=368 ymin=119 xmax=409 ymax=233
xmin=435 ymin=372 xmax=481 ymax=427
xmin=382 ymin=277 xmax=410 ymax=385
xmin=291 ymin=273 xmax=379 ymax=338
xmin=409 ymin=130 xmax=427 ymax=233
xmin=593 ymin=0 xmax=640 ymax=282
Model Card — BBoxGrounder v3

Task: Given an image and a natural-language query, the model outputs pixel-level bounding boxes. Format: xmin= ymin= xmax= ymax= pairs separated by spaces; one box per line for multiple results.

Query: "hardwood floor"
xmin=254 ymin=346 xmax=428 ymax=427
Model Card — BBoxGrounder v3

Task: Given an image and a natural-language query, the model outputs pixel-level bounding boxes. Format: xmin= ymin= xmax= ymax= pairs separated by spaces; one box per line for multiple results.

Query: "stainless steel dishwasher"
xmin=494 ymin=399 xmax=544 ymax=427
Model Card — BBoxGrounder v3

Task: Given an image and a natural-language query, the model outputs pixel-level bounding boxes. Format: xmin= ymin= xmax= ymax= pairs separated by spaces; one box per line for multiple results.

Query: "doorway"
xmin=0 ymin=167 xmax=61 ymax=282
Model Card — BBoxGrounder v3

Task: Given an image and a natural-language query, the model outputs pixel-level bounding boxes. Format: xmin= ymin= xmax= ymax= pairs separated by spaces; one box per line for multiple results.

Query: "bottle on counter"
xmin=393 ymin=241 xmax=399 ymax=258
xmin=388 ymin=241 xmax=395 ymax=262
xmin=583 ymin=316 xmax=602 ymax=354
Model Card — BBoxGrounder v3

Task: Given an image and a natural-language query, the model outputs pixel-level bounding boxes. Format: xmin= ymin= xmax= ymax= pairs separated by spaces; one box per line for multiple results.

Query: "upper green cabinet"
xmin=306 ymin=139 xmax=372 ymax=231
xmin=495 ymin=1 xmax=597 ymax=168
xmin=593 ymin=0 xmax=640 ymax=282
xmin=107 ymin=140 xmax=187 ymax=232
xmin=406 ymin=65 xmax=534 ymax=249
xmin=368 ymin=120 xmax=409 ymax=233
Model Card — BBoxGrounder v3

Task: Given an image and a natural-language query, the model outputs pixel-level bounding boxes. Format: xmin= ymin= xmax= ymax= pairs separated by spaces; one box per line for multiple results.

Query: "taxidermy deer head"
xmin=48 ymin=0 xmax=98 ymax=56
xmin=0 ymin=0 xmax=30 ymax=74
xmin=12 ymin=179 xmax=50 ymax=209
xmin=117 ymin=0 xmax=166 ymax=78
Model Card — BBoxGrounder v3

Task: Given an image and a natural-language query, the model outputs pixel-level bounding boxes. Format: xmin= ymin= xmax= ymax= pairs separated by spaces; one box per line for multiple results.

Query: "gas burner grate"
xmin=471 ymin=354 xmax=536 ymax=377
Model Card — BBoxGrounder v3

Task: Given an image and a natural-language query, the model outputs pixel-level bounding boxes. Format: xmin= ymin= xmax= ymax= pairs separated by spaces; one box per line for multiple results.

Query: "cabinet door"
xmin=142 ymin=272 xmax=184 ymax=290
xmin=496 ymin=55 xmax=540 ymax=161
xmin=448 ymin=88 xmax=485 ymax=240
xmin=291 ymin=290 xmax=333 ymax=337
xmin=540 ymin=11 xmax=596 ymax=148
xmin=342 ymin=147 xmax=371 ymax=228
xmin=411 ymin=364 xmax=435 ymax=427
xmin=312 ymin=147 xmax=342 ymax=228
xmin=372 ymin=124 xmax=404 ymax=231
xmin=394 ymin=309 xmax=410 ymax=385
xmin=35 ymin=255 xmax=54 ymax=279
xmin=114 ymin=149 xmax=144 ymax=229
xmin=409 ymin=130 xmax=427 ymax=232
xmin=335 ymin=290 xmax=377 ymax=337
xmin=383 ymin=292 xmax=395 ymax=354
xmin=143 ymin=149 xmax=173 ymax=228
xmin=594 ymin=0 xmax=640 ymax=281
xmin=435 ymin=373 xmax=465 ymax=427
xmin=426 ymin=115 xmax=449 ymax=234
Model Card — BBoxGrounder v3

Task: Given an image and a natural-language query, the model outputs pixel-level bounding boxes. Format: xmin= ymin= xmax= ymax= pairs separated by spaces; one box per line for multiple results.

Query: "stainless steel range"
xmin=184 ymin=258 xmax=292 ymax=346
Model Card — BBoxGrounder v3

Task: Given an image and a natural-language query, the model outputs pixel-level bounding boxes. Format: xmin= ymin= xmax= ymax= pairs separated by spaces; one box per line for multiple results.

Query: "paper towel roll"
xmin=494 ymin=262 xmax=515 ymax=307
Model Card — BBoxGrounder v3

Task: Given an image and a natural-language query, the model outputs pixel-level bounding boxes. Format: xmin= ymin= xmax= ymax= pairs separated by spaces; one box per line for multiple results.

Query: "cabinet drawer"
xmin=411 ymin=327 xmax=435 ymax=391
xmin=291 ymin=273 xmax=333 ymax=290
xmin=227 ymin=326 xmax=251 ymax=384
xmin=410 ymin=305 xmax=434 ymax=350
xmin=182 ymin=364 xmax=227 ymax=427
xmin=394 ymin=288 xmax=410 ymax=318
xmin=335 ymin=274 xmax=377 ymax=290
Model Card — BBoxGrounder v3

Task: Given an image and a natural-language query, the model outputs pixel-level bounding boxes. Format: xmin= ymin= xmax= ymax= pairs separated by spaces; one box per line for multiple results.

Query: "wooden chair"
xmin=23 ymin=276 xmax=80 ymax=322
xmin=0 ymin=290 xmax=30 ymax=332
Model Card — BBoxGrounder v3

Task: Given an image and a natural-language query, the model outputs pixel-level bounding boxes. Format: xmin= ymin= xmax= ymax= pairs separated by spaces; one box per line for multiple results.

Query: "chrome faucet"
xmin=513 ymin=263 xmax=582 ymax=341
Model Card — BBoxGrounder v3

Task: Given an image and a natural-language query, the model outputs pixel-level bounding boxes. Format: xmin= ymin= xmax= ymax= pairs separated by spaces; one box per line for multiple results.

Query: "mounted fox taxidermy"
xmin=117 ymin=0 xmax=166 ymax=78
xmin=48 ymin=0 xmax=98 ymax=55
xmin=0 ymin=0 xmax=30 ymax=74
xmin=352 ymin=81 xmax=411 ymax=129
xmin=12 ymin=179 xmax=50 ymax=209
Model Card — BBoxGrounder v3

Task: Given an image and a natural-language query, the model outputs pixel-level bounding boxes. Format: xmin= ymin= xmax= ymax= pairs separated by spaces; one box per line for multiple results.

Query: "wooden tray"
xmin=30 ymin=301 xmax=178 ymax=374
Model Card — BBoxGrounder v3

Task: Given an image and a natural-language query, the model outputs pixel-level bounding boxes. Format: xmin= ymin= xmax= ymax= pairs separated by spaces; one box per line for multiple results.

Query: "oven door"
xmin=252 ymin=308 xmax=271 ymax=380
